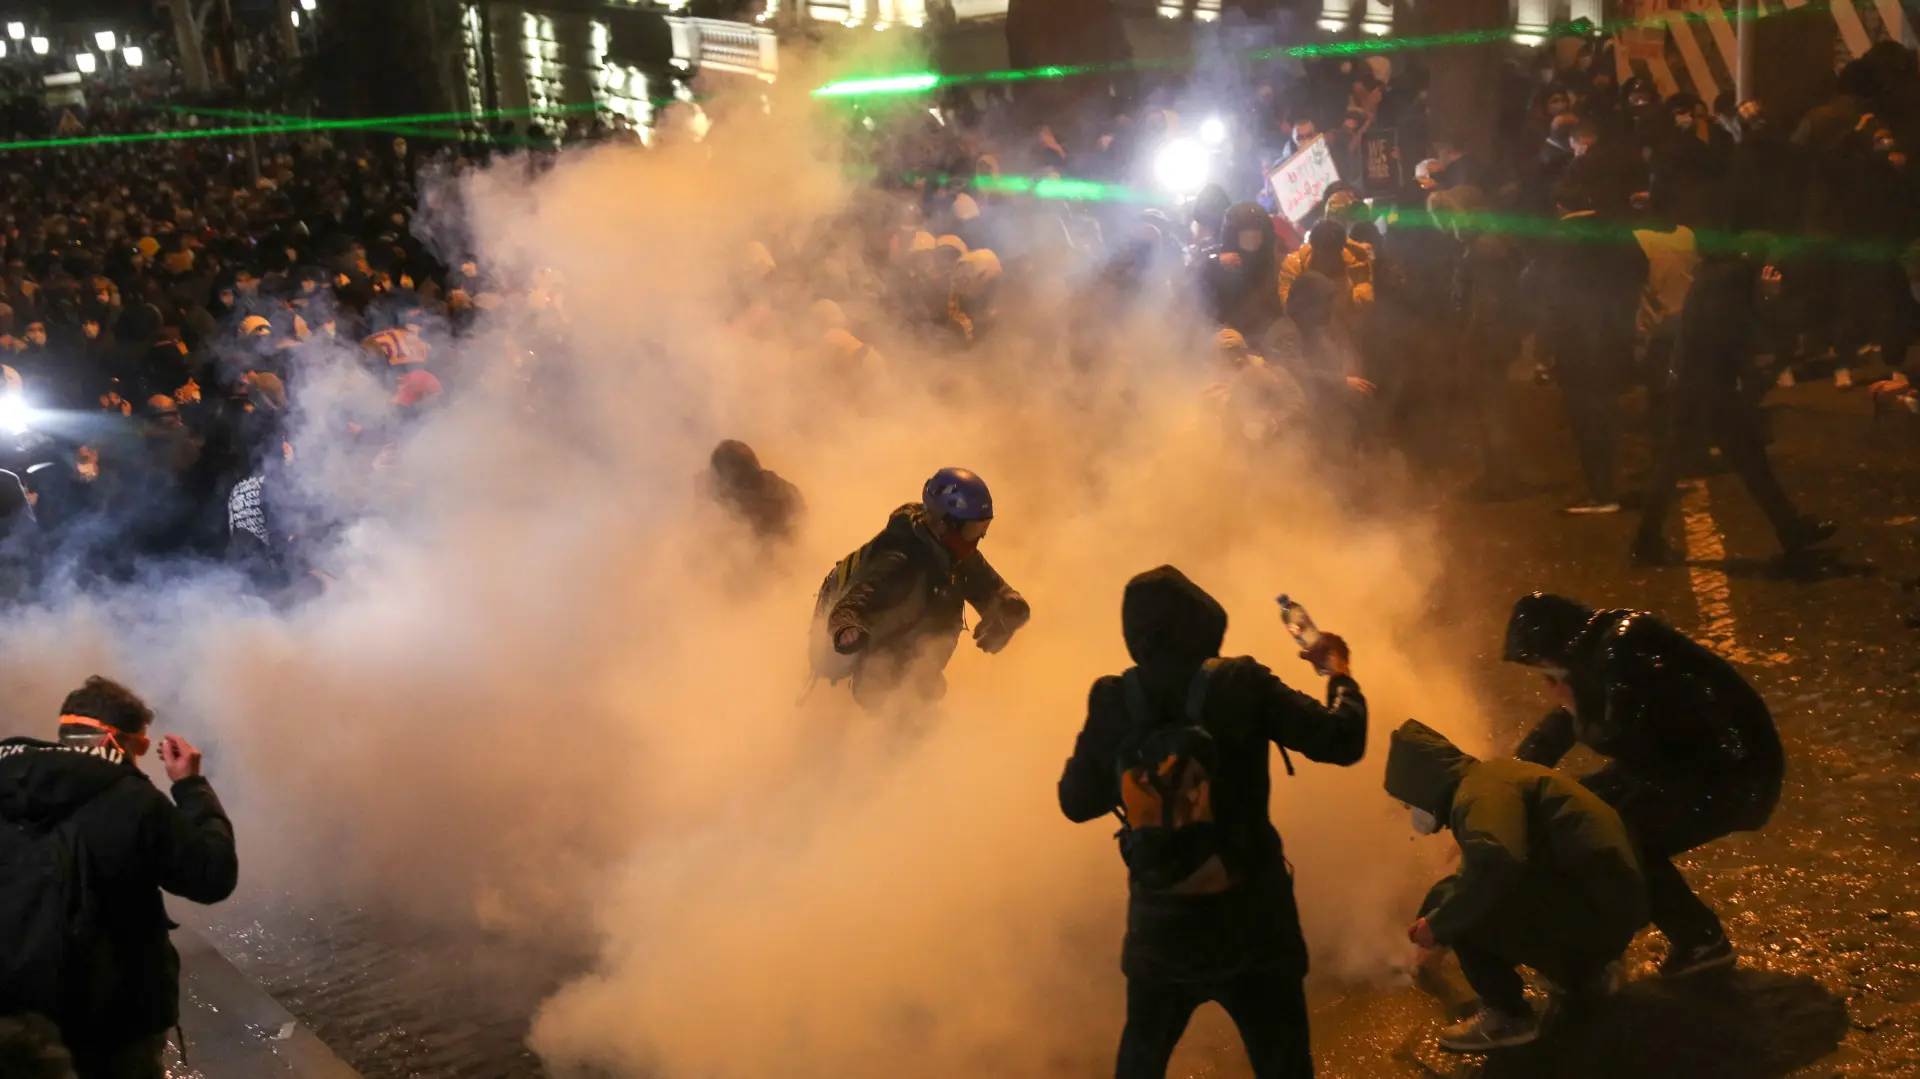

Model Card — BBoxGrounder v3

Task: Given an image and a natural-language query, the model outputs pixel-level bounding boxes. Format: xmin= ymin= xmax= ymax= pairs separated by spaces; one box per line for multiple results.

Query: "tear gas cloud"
xmin=0 ymin=60 xmax=1494 ymax=1079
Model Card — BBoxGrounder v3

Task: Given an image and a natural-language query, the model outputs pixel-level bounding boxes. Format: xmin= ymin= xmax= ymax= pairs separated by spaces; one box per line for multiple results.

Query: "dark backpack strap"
xmin=1188 ymin=658 xmax=1296 ymax=776
xmin=1184 ymin=658 xmax=1221 ymax=723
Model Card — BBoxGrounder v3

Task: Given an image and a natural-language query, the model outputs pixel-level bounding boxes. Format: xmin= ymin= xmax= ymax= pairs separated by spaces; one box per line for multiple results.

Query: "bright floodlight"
xmin=75 ymin=52 xmax=96 ymax=73
xmin=0 ymin=42 xmax=7 ymax=58
xmin=1153 ymin=137 xmax=1209 ymax=196
xmin=5 ymin=23 xmax=22 ymax=40
xmin=1199 ymin=115 xmax=1227 ymax=146
xmin=94 ymin=30 xmax=115 ymax=51
xmin=0 ymin=397 xmax=31 ymax=436
xmin=290 ymin=10 xmax=300 ymax=25
xmin=300 ymin=0 xmax=317 ymax=10
xmin=29 ymin=36 xmax=47 ymax=55
xmin=122 ymin=45 xmax=142 ymax=66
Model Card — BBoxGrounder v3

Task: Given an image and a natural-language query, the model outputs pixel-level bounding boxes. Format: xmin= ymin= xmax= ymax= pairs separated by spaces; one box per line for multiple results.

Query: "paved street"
xmin=1175 ymin=373 xmax=1920 ymax=1079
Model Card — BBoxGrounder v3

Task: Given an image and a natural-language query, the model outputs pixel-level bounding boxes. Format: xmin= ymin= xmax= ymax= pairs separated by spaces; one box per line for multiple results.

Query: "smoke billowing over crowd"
xmin=0 ymin=48 xmax=1505 ymax=1079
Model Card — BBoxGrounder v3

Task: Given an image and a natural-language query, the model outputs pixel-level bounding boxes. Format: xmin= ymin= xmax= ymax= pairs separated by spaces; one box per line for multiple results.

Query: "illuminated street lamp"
xmin=5 ymin=23 xmax=22 ymax=40
xmin=300 ymin=0 xmax=317 ymax=11
xmin=94 ymin=30 xmax=115 ymax=51
xmin=29 ymin=36 xmax=47 ymax=55
xmin=75 ymin=52 xmax=96 ymax=73
xmin=289 ymin=10 xmax=300 ymax=25
xmin=122 ymin=45 xmax=143 ymax=66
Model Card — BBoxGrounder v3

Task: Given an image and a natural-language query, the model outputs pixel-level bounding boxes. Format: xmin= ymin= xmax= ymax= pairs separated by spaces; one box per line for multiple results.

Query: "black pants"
xmin=1640 ymin=849 xmax=1725 ymax=950
xmin=1554 ymin=355 xmax=1622 ymax=503
xmin=1581 ymin=765 xmax=1735 ymax=951
xmin=1116 ymin=971 xmax=1314 ymax=1079
xmin=1634 ymin=378 xmax=1800 ymax=550
xmin=1455 ymin=944 xmax=1530 ymax=1015
xmin=69 ymin=1033 xmax=168 ymax=1079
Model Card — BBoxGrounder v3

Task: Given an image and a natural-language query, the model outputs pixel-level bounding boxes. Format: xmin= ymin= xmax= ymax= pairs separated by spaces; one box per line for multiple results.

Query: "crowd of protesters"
xmin=0 ymin=17 xmax=1886 ymax=1076
xmin=826 ymin=31 xmax=1920 ymax=562
xmin=2 ymin=24 xmax=1913 ymax=598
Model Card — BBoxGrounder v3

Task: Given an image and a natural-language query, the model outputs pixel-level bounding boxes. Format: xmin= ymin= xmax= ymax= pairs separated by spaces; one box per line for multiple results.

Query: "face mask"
xmin=1410 ymin=806 xmax=1441 ymax=835
xmin=1238 ymin=230 xmax=1263 ymax=253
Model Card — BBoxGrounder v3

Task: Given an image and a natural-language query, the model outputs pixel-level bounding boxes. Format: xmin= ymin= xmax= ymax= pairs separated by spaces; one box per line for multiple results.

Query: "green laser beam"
xmin=811 ymin=2 xmax=1844 ymax=98
xmin=0 ymin=104 xmax=601 ymax=153
xmin=163 ymin=104 xmax=548 ymax=148
xmin=924 ymin=165 xmax=1912 ymax=264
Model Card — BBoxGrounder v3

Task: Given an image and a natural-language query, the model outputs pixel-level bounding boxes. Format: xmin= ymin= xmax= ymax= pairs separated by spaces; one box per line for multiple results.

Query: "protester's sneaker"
xmin=1562 ymin=500 xmax=1622 ymax=516
xmin=1438 ymin=1006 xmax=1540 ymax=1052
xmin=1835 ymin=367 xmax=1855 ymax=390
xmin=1659 ymin=936 xmax=1736 ymax=979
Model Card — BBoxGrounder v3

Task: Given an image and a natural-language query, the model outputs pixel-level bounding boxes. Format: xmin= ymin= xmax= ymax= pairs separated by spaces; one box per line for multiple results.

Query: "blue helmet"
xmin=922 ymin=467 xmax=994 ymax=522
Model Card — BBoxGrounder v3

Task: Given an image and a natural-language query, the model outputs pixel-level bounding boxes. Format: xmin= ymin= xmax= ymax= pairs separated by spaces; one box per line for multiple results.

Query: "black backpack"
xmin=1114 ymin=660 xmax=1236 ymax=896
xmin=0 ymin=810 xmax=100 ymax=1018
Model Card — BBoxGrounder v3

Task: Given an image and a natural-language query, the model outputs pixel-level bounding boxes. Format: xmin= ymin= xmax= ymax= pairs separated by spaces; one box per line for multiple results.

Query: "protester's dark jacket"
xmin=1669 ymin=254 xmax=1776 ymax=390
xmin=827 ymin=503 xmax=1026 ymax=657
xmin=1058 ymin=566 xmax=1366 ymax=983
xmin=0 ymin=738 xmax=237 ymax=1046
xmin=1528 ymin=214 xmax=1648 ymax=347
xmin=704 ymin=467 xmax=805 ymax=542
xmin=1384 ymin=720 xmax=1646 ymax=958
xmin=1511 ymin=599 xmax=1783 ymax=833
xmin=1200 ymin=203 xmax=1284 ymax=341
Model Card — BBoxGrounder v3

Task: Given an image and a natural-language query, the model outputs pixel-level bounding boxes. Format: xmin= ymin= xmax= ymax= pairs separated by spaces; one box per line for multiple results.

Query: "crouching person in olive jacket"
xmin=1385 ymin=719 xmax=1647 ymax=1053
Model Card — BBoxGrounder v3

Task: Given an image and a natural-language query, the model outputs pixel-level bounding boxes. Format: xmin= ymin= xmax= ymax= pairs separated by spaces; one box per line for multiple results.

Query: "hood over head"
xmin=0 ymin=738 xmax=136 ymax=827
xmin=1121 ymin=565 xmax=1227 ymax=667
xmin=1383 ymin=719 xmax=1475 ymax=819
xmin=1503 ymin=591 xmax=1597 ymax=666
xmin=1222 ymin=203 xmax=1274 ymax=255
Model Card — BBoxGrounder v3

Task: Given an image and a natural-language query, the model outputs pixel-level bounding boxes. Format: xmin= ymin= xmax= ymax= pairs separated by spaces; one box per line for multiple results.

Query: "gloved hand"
xmin=974 ymin=619 xmax=1011 ymax=653
xmin=834 ymin=626 xmax=867 ymax=655
xmin=974 ymin=595 xmax=1031 ymax=653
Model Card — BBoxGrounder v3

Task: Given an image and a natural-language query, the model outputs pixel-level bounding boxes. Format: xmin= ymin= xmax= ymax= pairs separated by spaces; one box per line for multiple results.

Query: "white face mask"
xmin=1238 ymin=230 xmax=1263 ymax=253
xmin=1410 ymin=806 xmax=1441 ymax=835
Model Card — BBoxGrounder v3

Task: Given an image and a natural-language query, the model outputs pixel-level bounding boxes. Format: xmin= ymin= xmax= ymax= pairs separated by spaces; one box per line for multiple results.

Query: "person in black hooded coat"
xmin=1059 ymin=566 xmax=1367 ymax=1079
xmin=1503 ymin=592 xmax=1783 ymax=978
xmin=1200 ymin=203 xmax=1284 ymax=341
xmin=0 ymin=676 xmax=236 ymax=1077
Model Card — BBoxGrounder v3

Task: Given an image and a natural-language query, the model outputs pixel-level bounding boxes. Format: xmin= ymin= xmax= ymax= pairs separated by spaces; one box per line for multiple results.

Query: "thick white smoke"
xmin=0 ymin=64 xmax=1489 ymax=1079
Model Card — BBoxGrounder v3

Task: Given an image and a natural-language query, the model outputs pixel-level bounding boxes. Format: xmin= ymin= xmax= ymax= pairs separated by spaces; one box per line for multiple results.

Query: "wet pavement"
xmin=1257 ymin=373 xmax=1920 ymax=1078
xmin=215 ymin=374 xmax=1920 ymax=1079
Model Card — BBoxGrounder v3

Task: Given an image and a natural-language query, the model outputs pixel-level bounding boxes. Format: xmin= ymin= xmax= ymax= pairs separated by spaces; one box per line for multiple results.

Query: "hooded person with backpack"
xmin=0 ymin=676 xmax=237 ymax=1079
xmin=1057 ymin=565 xmax=1367 ymax=1079
xmin=811 ymin=468 xmax=1029 ymax=712
xmin=1385 ymin=719 xmax=1648 ymax=1053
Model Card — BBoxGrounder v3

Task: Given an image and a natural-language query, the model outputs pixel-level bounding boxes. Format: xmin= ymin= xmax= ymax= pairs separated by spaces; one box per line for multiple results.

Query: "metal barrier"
xmin=666 ymin=16 xmax=779 ymax=80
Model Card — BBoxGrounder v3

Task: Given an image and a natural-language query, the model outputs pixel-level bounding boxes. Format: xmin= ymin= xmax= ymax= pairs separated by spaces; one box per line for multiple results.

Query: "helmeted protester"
xmin=811 ymin=468 xmax=1029 ymax=711
xmin=1504 ymin=593 xmax=1783 ymax=978
xmin=1386 ymin=718 xmax=1647 ymax=1052
xmin=1059 ymin=565 xmax=1366 ymax=1079
xmin=699 ymin=439 xmax=805 ymax=542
